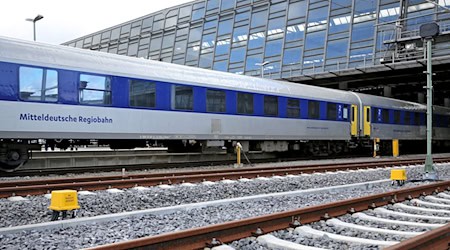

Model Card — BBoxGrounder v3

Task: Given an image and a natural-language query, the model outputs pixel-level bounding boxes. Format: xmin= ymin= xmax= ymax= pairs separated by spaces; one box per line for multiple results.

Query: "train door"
xmin=351 ymin=104 xmax=358 ymax=137
xmin=363 ymin=106 xmax=371 ymax=137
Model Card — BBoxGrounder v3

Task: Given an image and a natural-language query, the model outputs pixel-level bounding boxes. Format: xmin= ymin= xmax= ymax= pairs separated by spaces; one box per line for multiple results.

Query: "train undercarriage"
xmin=1 ymin=138 xmax=448 ymax=172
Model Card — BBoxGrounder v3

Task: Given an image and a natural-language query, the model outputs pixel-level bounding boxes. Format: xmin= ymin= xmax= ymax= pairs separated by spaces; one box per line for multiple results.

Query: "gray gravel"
xmin=0 ymin=163 xmax=449 ymax=249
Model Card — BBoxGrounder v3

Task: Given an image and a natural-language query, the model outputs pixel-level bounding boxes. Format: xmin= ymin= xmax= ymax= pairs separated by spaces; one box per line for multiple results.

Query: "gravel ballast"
xmin=0 ymin=163 xmax=449 ymax=249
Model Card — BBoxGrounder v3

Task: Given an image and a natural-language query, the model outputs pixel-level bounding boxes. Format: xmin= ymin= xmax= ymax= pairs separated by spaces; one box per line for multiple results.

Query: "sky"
xmin=0 ymin=0 xmax=194 ymax=45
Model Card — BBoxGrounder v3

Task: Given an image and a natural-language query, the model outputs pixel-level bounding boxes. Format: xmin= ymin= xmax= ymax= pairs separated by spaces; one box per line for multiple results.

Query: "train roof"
xmin=0 ymin=36 xmax=356 ymax=103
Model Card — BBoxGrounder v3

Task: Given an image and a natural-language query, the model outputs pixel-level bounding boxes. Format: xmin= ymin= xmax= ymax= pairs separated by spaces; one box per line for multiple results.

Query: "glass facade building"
xmin=63 ymin=0 xmax=450 ymax=105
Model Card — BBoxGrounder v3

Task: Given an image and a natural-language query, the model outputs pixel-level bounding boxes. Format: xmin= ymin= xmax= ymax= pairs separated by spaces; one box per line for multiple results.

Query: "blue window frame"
xmin=251 ymin=10 xmax=268 ymax=28
xmin=288 ymin=1 xmax=307 ymax=19
xmin=351 ymin=21 xmax=375 ymax=42
xmin=245 ymin=54 xmax=262 ymax=71
xmin=230 ymin=47 xmax=246 ymax=63
xmin=218 ymin=19 xmax=233 ymax=36
xmin=286 ymin=24 xmax=305 ymax=42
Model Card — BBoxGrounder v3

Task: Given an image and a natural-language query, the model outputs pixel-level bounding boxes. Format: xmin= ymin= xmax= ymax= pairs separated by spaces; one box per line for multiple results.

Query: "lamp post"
xmin=255 ymin=61 xmax=271 ymax=78
xmin=25 ymin=14 xmax=44 ymax=41
xmin=419 ymin=22 xmax=439 ymax=181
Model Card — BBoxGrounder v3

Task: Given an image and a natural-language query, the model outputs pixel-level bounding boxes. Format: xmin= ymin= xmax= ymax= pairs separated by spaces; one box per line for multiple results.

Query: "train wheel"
xmin=0 ymin=149 xmax=28 ymax=172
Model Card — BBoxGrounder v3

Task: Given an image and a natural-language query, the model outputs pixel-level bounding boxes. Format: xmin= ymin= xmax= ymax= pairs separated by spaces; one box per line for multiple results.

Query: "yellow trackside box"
xmin=48 ymin=190 xmax=80 ymax=211
xmin=390 ymin=169 xmax=406 ymax=181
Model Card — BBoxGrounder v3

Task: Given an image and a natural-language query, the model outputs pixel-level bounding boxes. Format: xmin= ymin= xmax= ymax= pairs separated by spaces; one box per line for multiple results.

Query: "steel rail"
xmin=0 ymin=158 xmax=449 ymax=198
xmin=86 ymin=181 xmax=450 ymax=250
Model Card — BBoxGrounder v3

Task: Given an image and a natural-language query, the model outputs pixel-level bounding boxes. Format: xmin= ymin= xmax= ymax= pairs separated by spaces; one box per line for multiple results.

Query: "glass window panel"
xmin=207 ymin=89 xmax=226 ymax=112
xmin=79 ymin=74 xmax=111 ymax=105
xmin=192 ymin=7 xmax=205 ymax=21
xmin=378 ymin=3 xmax=400 ymax=23
xmin=264 ymin=96 xmax=278 ymax=116
xmin=235 ymin=11 xmax=250 ymax=22
xmin=186 ymin=46 xmax=200 ymax=61
xmin=213 ymin=60 xmax=228 ymax=71
xmin=355 ymin=0 xmax=377 ymax=14
xmin=268 ymin=17 xmax=285 ymax=31
xmin=121 ymin=24 xmax=131 ymax=34
xmin=230 ymin=47 xmax=246 ymax=63
xmin=221 ymin=0 xmax=235 ymax=11
xmin=189 ymin=27 xmax=203 ymax=42
xmin=271 ymin=2 xmax=287 ymax=13
xmin=326 ymin=38 xmax=348 ymax=58
xmin=286 ymin=24 xmax=305 ymax=41
xmin=142 ymin=17 xmax=153 ymax=29
xmin=174 ymin=40 xmax=187 ymax=55
xmin=251 ymin=10 xmax=268 ymax=28
xmin=101 ymin=30 xmax=111 ymax=40
xmin=288 ymin=1 xmax=307 ymax=19
xmin=179 ymin=6 xmax=191 ymax=18
xmin=245 ymin=54 xmax=262 ymax=71
xmin=19 ymin=67 xmax=58 ymax=102
xmin=308 ymin=6 xmax=329 ymax=24
xmin=237 ymin=93 xmax=253 ymax=114
xmin=350 ymin=47 xmax=373 ymax=61
xmin=165 ymin=16 xmax=177 ymax=29
xmin=265 ymin=39 xmax=283 ymax=57
xmin=163 ymin=34 xmax=175 ymax=49
xmin=130 ymin=26 xmax=141 ymax=38
xmin=308 ymin=101 xmax=320 ymax=119
xmin=128 ymin=43 xmax=138 ymax=56
xmin=331 ymin=0 xmax=352 ymax=10
xmin=199 ymin=53 xmax=213 ymax=68
xmin=218 ymin=19 xmax=233 ymax=36
xmin=351 ymin=21 xmax=375 ymax=42
xmin=207 ymin=0 xmax=219 ymax=10
xmin=287 ymin=98 xmax=300 ymax=118
xmin=233 ymin=25 xmax=249 ymax=43
xmin=215 ymin=39 xmax=230 ymax=55
xmin=92 ymin=34 xmax=101 ymax=45
xmin=173 ymin=85 xmax=193 ymax=110
xmin=303 ymin=54 xmax=324 ymax=68
xmin=129 ymin=80 xmax=156 ymax=107
xmin=283 ymin=47 xmax=302 ymax=65
xmin=329 ymin=15 xmax=351 ymax=33
xmin=204 ymin=19 xmax=218 ymax=30
xmin=327 ymin=103 xmax=337 ymax=120
xmin=150 ymin=37 xmax=162 ymax=51
xmin=111 ymin=28 xmax=120 ymax=40
xmin=305 ymin=30 xmax=326 ymax=50
xmin=201 ymin=34 xmax=215 ymax=54
xmin=248 ymin=32 xmax=265 ymax=49
xmin=153 ymin=20 xmax=164 ymax=31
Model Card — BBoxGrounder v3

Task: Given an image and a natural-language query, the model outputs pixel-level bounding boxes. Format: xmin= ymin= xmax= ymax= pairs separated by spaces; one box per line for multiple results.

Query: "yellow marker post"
xmin=373 ymin=138 xmax=380 ymax=158
xmin=392 ymin=139 xmax=399 ymax=157
xmin=236 ymin=146 xmax=241 ymax=165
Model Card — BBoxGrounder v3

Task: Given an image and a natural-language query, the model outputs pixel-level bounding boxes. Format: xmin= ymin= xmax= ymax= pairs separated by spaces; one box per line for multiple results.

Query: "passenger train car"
xmin=0 ymin=36 xmax=449 ymax=171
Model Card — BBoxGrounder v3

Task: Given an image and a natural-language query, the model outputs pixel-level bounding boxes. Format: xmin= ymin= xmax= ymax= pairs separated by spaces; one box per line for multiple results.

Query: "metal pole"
xmin=261 ymin=66 xmax=264 ymax=78
xmin=424 ymin=38 xmax=437 ymax=180
xmin=33 ymin=21 xmax=36 ymax=41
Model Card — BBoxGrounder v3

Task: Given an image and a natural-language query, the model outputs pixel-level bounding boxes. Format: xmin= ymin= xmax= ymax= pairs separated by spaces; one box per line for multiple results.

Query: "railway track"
xmin=1 ymin=157 xmax=449 ymax=198
xmin=86 ymin=180 xmax=450 ymax=250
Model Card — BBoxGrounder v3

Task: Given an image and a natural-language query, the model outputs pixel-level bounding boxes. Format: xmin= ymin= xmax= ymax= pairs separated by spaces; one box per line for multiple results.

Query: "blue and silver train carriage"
xmin=0 ymin=36 xmax=449 ymax=171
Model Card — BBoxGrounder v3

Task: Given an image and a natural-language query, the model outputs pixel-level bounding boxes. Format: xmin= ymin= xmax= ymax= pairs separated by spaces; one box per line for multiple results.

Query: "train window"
xmin=394 ymin=110 xmax=401 ymax=124
xmin=79 ymin=74 xmax=111 ymax=105
xmin=129 ymin=80 xmax=156 ymax=108
xmin=404 ymin=112 xmax=411 ymax=125
xmin=308 ymin=101 xmax=320 ymax=119
xmin=206 ymin=89 xmax=226 ymax=112
xmin=173 ymin=85 xmax=193 ymax=110
xmin=237 ymin=93 xmax=253 ymax=114
xmin=327 ymin=103 xmax=337 ymax=120
xmin=372 ymin=108 xmax=378 ymax=123
xmin=19 ymin=66 xmax=58 ymax=102
xmin=287 ymin=98 xmax=300 ymax=118
xmin=414 ymin=113 xmax=421 ymax=125
xmin=382 ymin=109 xmax=390 ymax=123
xmin=351 ymin=106 xmax=355 ymax=121
xmin=264 ymin=96 xmax=278 ymax=116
